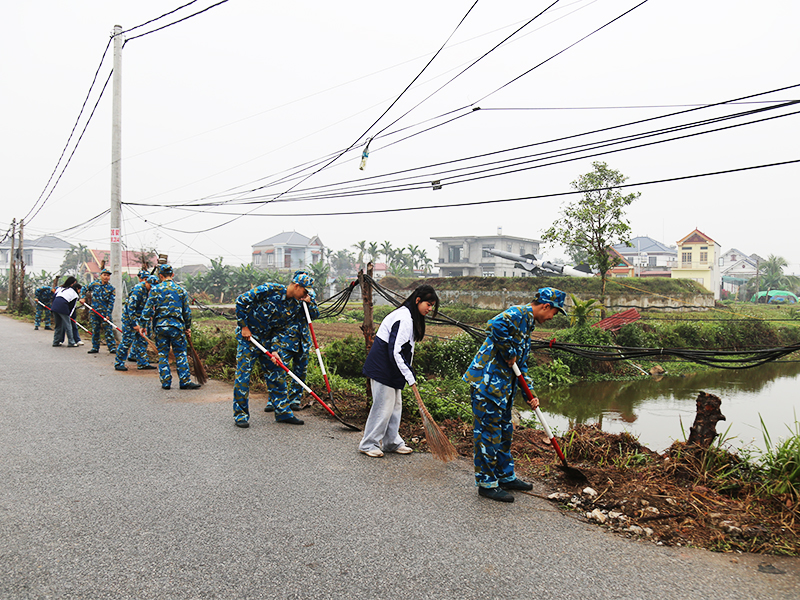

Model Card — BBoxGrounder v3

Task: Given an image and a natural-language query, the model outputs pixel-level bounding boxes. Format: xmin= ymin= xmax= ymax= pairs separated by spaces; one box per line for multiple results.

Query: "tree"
xmin=569 ymin=294 xmax=600 ymax=327
xmin=759 ymin=254 xmax=800 ymax=294
xmin=352 ymin=240 xmax=367 ymax=269
xmin=542 ymin=161 xmax=640 ymax=314
xmin=380 ymin=241 xmax=393 ymax=265
xmin=331 ymin=249 xmax=357 ymax=277
xmin=308 ymin=260 xmax=330 ymax=287
xmin=59 ymin=244 xmax=92 ymax=281
xmin=367 ymin=242 xmax=380 ymax=264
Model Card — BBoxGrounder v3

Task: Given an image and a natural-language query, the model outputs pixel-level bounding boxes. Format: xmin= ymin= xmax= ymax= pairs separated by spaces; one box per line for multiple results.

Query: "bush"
xmin=324 ymin=335 xmax=367 ymax=377
xmin=553 ymin=326 xmax=615 ymax=376
xmin=414 ymin=333 xmax=482 ymax=379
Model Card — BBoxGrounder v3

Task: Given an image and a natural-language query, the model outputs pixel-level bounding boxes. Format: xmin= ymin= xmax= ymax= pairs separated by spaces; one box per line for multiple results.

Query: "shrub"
xmin=324 ymin=335 xmax=367 ymax=377
xmin=553 ymin=326 xmax=615 ymax=376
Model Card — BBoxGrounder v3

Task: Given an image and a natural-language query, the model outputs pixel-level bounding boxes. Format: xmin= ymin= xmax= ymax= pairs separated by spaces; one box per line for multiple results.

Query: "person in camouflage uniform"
xmin=232 ymin=271 xmax=318 ymax=428
xmin=84 ymin=268 xmax=117 ymax=354
xmin=126 ymin=269 xmax=152 ymax=364
xmin=114 ymin=275 xmax=158 ymax=372
xmin=263 ymin=304 xmax=314 ymax=413
xmin=34 ymin=284 xmax=55 ymax=330
xmin=136 ymin=265 xmax=200 ymax=390
xmin=463 ymin=287 xmax=567 ymax=503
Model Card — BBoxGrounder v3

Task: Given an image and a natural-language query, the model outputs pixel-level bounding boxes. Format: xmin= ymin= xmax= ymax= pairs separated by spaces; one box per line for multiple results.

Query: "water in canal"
xmin=525 ymin=361 xmax=800 ymax=453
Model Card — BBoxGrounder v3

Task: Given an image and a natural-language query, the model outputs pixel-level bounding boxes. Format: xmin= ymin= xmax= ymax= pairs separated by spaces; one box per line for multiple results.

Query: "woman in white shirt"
xmin=51 ymin=277 xmax=84 ymax=347
xmin=358 ymin=284 xmax=439 ymax=458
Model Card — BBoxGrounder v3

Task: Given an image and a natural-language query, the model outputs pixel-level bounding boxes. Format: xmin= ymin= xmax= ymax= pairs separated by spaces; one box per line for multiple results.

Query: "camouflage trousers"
xmin=34 ymin=305 xmax=52 ymax=328
xmin=232 ymin=337 xmax=299 ymax=424
xmin=114 ymin=315 xmax=149 ymax=369
xmin=264 ymin=346 xmax=308 ymax=410
xmin=472 ymin=388 xmax=516 ymax=488
xmin=90 ymin=312 xmax=117 ymax=351
xmin=154 ymin=326 xmax=191 ymax=388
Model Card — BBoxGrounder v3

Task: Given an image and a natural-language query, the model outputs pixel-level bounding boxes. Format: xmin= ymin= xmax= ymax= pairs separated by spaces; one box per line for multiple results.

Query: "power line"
xmin=123 ymin=0 xmax=232 ymax=45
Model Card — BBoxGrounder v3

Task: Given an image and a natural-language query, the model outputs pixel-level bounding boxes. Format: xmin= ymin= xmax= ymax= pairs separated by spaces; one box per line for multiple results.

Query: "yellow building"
xmin=670 ymin=229 xmax=721 ymax=299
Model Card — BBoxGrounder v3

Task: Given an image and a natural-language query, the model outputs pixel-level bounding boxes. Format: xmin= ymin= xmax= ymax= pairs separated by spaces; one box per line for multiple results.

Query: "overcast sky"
xmin=3 ymin=0 xmax=798 ymax=273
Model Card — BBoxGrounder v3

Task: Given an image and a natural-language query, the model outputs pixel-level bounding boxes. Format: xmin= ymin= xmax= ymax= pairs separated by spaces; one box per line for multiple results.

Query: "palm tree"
xmin=60 ymin=243 xmax=92 ymax=281
xmin=418 ymin=249 xmax=433 ymax=274
xmin=352 ymin=240 xmax=367 ymax=269
xmin=367 ymin=242 xmax=380 ymax=265
xmin=206 ymin=257 xmax=232 ymax=302
xmin=380 ymin=241 xmax=393 ymax=265
xmin=406 ymin=244 xmax=420 ymax=271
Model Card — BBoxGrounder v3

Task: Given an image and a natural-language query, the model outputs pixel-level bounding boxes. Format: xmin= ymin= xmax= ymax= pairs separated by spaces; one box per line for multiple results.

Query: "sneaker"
xmin=264 ymin=405 xmax=275 ymax=412
xmin=44 ymin=326 xmax=53 ymax=331
xmin=34 ymin=326 xmax=39 ymax=330
xmin=360 ymin=448 xmax=384 ymax=458
xmin=76 ymin=341 xmax=85 ymax=346
xmin=392 ymin=445 xmax=413 ymax=455
xmin=109 ymin=349 xmax=116 ymax=354
xmin=128 ymin=358 xmax=137 ymax=362
xmin=87 ymin=348 xmax=99 ymax=354
xmin=52 ymin=343 xmax=62 ymax=347
xmin=114 ymin=365 xmax=128 ymax=371
xmin=478 ymin=487 xmax=514 ymax=503
xmin=162 ymin=384 xmax=171 ymax=390
xmin=137 ymin=365 xmax=157 ymax=370
xmin=67 ymin=343 xmax=79 ymax=348
xmin=500 ymin=479 xmax=533 ymax=491
xmin=235 ymin=420 xmax=250 ymax=429
xmin=180 ymin=382 xmax=202 ymax=390
xmin=278 ymin=416 xmax=304 ymax=425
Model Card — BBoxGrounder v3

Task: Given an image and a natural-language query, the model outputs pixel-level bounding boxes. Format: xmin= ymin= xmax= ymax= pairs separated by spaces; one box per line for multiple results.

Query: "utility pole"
xmin=17 ymin=219 xmax=25 ymax=312
xmin=7 ymin=219 xmax=15 ymax=308
xmin=110 ymin=24 xmax=123 ymax=333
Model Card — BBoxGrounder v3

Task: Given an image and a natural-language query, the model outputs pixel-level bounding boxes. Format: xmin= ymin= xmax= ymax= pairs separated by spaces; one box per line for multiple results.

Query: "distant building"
xmin=83 ymin=249 xmax=155 ymax=278
xmin=432 ymin=231 xmax=541 ymax=277
xmin=0 ymin=235 xmax=72 ymax=276
xmin=251 ymin=231 xmax=325 ymax=271
xmin=611 ymin=236 xmax=678 ymax=271
xmin=670 ymin=229 xmax=722 ymax=299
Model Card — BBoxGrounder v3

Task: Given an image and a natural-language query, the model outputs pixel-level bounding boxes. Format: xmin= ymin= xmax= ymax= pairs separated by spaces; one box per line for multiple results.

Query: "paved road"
xmin=1 ymin=314 xmax=798 ymax=599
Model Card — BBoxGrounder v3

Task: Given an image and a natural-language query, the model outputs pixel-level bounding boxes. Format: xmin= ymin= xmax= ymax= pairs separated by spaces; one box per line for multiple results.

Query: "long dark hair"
xmin=401 ymin=284 xmax=439 ymax=342
xmin=61 ymin=276 xmax=77 ymax=289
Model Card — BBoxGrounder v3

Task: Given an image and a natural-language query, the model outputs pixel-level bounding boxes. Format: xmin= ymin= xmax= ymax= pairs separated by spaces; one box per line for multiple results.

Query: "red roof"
xmin=592 ymin=308 xmax=641 ymax=332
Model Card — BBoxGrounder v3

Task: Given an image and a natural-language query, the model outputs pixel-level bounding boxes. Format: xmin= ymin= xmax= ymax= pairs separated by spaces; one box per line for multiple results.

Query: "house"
xmin=251 ymin=231 xmax=325 ymax=272
xmin=611 ymin=236 xmax=677 ymax=272
xmin=0 ymin=235 xmax=72 ymax=276
xmin=670 ymin=229 xmax=722 ymax=299
xmin=82 ymin=249 xmax=156 ymax=278
xmin=432 ymin=230 xmax=541 ymax=277
xmin=607 ymin=247 xmax=635 ymax=277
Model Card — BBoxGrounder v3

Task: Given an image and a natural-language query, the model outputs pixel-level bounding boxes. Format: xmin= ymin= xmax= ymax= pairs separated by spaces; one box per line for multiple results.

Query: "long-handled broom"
xmin=411 ymin=384 xmax=459 ymax=462
xmin=186 ymin=332 xmax=208 ymax=384
xmin=511 ymin=362 xmax=587 ymax=483
xmin=249 ymin=336 xmax=361 ymax=431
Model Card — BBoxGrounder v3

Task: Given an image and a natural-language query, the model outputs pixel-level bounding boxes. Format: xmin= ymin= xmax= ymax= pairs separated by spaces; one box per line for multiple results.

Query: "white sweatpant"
xmin=358 ymin=379 xmax=405 ymax=452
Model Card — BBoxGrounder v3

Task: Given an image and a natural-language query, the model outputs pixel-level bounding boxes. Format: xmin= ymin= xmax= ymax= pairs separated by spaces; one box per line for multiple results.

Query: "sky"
xmin=2 ymin=0 xmax=799 ymax=273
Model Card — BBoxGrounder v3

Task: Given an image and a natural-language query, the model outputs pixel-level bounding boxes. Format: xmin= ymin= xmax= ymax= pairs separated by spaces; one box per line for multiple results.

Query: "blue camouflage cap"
xmin=536 ymin=287 xmax=567 ymax=315
xmin=291 ymin=270 xmax=314 ymax=289
xmin=138 ymin=269 xmax=149 ymax=279
xmin=100 ymin=268 xmax=112 ymax=275
xmin=147 ymin=275 xmax=160 ymax=285
xmin=158 ymin=264 xmax=173 ymax=276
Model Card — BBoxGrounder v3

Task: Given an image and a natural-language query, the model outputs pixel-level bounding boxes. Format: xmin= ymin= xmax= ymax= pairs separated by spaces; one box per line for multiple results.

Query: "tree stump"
xmin=687 ymin=391 xmax=726 ymax=449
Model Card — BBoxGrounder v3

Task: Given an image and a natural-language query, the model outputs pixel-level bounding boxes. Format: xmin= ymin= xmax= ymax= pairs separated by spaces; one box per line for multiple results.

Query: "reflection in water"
xmin=522 ymin=362 xmax=800 ymax=453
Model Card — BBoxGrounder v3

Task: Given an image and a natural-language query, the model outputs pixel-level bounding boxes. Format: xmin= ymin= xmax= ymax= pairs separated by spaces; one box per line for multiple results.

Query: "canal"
xmin=527 ymin=361 xmax=800 ymax=453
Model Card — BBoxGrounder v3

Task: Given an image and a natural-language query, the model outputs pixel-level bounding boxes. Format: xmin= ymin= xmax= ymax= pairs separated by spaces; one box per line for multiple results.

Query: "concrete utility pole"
xmin=110 ymin=24 xmax=123 ymax=332
xmin=7 ymin=219 xmax=16 ymax=307
xmin=17 ymin=219 xmax=25 ymax=312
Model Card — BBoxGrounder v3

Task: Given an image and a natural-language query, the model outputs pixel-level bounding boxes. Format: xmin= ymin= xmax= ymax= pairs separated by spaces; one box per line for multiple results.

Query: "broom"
xmin=411 ymin=384 xmax=458 ymax=462
xmin=186 ymin=332 xmax=208 ymax=384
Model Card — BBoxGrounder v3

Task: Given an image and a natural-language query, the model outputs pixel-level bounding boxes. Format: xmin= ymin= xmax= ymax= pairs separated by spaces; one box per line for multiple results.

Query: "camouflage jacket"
xmin=35 ymin=286 xmax=54 ymax=303
xmin=139 ymin=280 xmax=191 ymax=330
xmin=83 ymin=280 xmax=115 ymax=313
xmin=462 ymin=304 xmax=535 ymax=406
xmin=235 ymin=283 xmax=318 ymax=342
xmin=123 ymin=281 xmax=150 ymax=320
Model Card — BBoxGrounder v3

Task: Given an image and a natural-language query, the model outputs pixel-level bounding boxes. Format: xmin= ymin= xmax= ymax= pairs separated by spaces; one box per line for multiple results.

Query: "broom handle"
xmin=85 ymin=302 xmax=122 ymax=333
xmin=302 ymin=302 xmax=334 ymax=397
xmin=511 ymin=362 xmax=568 ymax=464
xmin=37 ymin=298 xmax=90 ymax=332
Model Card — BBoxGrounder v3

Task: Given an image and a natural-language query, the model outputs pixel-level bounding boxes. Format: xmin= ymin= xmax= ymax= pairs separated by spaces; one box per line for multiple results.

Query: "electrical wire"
xmin=123 ymin=0 xmax=231 ymax=45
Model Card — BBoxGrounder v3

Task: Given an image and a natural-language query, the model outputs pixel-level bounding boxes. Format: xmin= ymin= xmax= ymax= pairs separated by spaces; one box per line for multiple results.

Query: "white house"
xmin=0 ymin=235 xmax=73 ymax=277
xmin=432 ymin=231 xmax=541 ymax=277
xmin=611 ymin=236 xmax=677 ymax=271
xmin=251 ymin=231 xmax=325 ymax=272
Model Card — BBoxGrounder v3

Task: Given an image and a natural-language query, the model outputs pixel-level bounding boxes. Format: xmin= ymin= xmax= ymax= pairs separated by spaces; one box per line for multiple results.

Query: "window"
xmin=284 ymin=248 xmax=292 ymax=268
xmin=267 ymin=254 xmax=274 ymax=266
xmin=520 ymin=245 xmax=525 ymax=255
xmin=507 ymin=243 xmax=512 ymax=252
xmin=254 ymin=254 xmax=261 ymax=265
xmin=682 ymin=252 xmax=692 ymax=264
xmin=482 ymin=244 xmax=495 ymax=258
xmin=700 ymin=251 xmax=708 ymax=263
xmin=447 ymin=246 xmax=462 ymax=263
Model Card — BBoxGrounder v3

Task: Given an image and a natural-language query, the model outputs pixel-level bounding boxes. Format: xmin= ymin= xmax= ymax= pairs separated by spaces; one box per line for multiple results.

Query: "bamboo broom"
xmin=411 ymin=384 xmax=458 ymax=462
xmin=187 ymin=333 xmax=208 ymax=384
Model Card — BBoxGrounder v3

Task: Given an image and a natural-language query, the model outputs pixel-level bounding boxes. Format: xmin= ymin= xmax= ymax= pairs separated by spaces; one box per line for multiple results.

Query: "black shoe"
xmin=137 ymin=364 xmax=157 ymax=370
xmin=162 ymin=385 xmax=171 ymax=390
xmin=109 ymin=349 xmax=116 ymax=354
xmin=500 ymin=479 xmax=533 ymax=491
xmin=235 ymin=420 xmax=250 ymax=428
xmin=128 ymin=358 xmax=137 ymax=362
xmin=44 ymin=326 xmax=53 ymax=331
xmin=180 ymin=382 xmax=202 ymax=390
xmin=264 ymin=405 xmax=275 ymax=412
xmin=114 ymin=365 xmax=128 ymax=371
xmin=87 ymin=348 xmax=99 ymax=354
xmin=34 ymin=326 xmax=39 ymax=330
xmin=478 ymin=487 xmax=514 ymax=503
xmin=52 ymin=343 xmax=62 ymax=347
xmin=278 ymin=416 xmax=304 ymax=425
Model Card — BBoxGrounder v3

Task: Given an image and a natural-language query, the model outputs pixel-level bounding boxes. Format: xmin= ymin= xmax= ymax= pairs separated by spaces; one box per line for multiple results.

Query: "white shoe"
xmin=360 ymin=448 xmax=384 ymax=458
xmin=393 ymin=445 xmax=413 ymax=455
xmin=76 ymin=340 xmax=85 ymax=346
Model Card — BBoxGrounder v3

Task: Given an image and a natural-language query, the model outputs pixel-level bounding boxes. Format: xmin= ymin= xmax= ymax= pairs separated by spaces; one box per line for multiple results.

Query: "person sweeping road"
xmin=358 ymin=284 xmax=439 ymax=458
xmin=463 ymin=287 xmax=567 ymax=503
xmin=34 ymin=284 xmax=55 ymax=330
xmin=136 ymin=264 xmax=200 ymax=391
xmin=232 ymin=271 xmax=318 ymax=428
xmin=84 ymin=267 xmax=117 ymax=354
xmin=114 ymin=275 xmax=158 ymax=372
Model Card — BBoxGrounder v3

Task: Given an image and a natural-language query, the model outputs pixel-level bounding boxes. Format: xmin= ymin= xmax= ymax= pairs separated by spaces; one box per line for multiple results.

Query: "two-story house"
xmin=251 ymin=231 xmax=325 ymax=272
xmin=432 ymin=230 xmax=541 ymax=277
xmin=0 ymin=235 xmax=73 ymax=277
xmin=611 ymin=236 xmax=678 ymax=273
xmin=670 ymin=229 xmax=722 ymax=299
xmin=718 ymin=248 xmax=761 ymax=295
